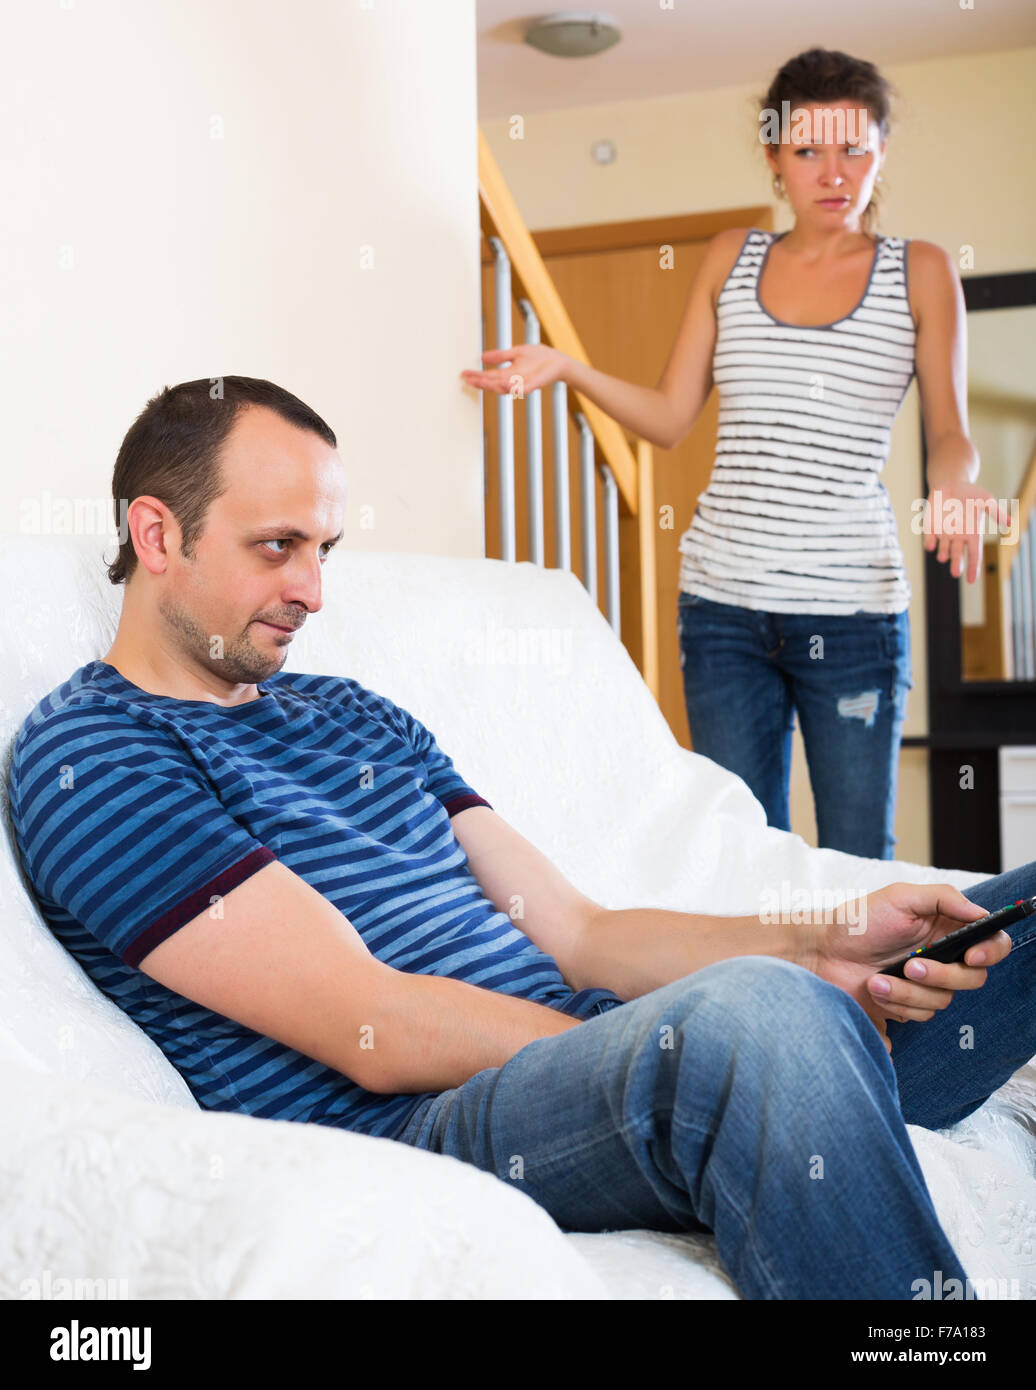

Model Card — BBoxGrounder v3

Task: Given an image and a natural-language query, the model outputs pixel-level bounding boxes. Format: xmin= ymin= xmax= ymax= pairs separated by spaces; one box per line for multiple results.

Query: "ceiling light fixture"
xmin=523 ymin=11 xmax=622 ymax=59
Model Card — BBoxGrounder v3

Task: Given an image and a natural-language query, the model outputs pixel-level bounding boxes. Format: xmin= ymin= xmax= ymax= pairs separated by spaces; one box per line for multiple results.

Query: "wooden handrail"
xmin=477 ymin=127 xmax=639 ymax=516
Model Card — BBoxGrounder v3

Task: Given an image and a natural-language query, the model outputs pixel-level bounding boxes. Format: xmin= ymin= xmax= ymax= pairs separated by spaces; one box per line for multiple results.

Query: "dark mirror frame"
xmin=922 ymin=266 xmax=1036 ymax=872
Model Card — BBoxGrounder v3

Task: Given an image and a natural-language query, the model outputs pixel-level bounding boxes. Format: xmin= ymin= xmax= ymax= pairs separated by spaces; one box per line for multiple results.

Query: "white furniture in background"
xmin=1 ymin=534 xmax=1034 ymax=1299
xmin=1000 ymin=746 xmax=1036 ymax=873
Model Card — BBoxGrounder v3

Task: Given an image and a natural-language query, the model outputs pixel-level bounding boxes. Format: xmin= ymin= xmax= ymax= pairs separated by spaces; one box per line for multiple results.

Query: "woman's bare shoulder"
xmin=905 ymin=240 xmax=961 ymax=328
xmin=906 ymin=238 xmax=954 ymax=266
xmin=705 ymin=227 xmax=757 ymax=309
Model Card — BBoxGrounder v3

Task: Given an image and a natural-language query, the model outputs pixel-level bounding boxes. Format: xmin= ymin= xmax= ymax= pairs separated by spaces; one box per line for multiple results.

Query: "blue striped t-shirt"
xmin=8 ymin=660 xmax=581 ymax=1138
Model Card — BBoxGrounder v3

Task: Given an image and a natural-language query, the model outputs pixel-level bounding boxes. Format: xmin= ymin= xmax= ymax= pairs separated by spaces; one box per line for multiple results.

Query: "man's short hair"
xmin=107 ymin=376 xmax=337 ymax=585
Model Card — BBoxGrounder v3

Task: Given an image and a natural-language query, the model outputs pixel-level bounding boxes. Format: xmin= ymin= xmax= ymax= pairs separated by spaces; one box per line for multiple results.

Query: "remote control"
xmin=882 ymin=895 xmax=1035 ymax=979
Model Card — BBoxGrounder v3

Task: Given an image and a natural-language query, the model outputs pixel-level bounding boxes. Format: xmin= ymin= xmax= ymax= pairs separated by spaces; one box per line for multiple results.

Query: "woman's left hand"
xmin=921 ymin=481 xmax=1011 ymax=583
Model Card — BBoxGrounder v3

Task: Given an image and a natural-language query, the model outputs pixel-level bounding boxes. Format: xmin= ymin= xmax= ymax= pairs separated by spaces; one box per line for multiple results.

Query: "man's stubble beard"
xmin=157 ymin=593 xmax=285 ymax=686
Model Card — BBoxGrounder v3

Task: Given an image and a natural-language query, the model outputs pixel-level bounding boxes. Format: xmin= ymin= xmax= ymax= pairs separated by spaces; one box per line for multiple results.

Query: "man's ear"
xmin=125 ymin=495 xmax=177 ymax=578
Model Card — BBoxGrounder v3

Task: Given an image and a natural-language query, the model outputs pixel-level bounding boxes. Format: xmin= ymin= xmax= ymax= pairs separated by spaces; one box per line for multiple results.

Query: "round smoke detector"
xmin=523 ymin=12 xmax=622 ymax=59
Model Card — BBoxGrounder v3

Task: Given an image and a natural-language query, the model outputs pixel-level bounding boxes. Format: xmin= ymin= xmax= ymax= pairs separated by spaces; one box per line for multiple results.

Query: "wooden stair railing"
xmin=476 ymin=127 xmax=660 ymax=702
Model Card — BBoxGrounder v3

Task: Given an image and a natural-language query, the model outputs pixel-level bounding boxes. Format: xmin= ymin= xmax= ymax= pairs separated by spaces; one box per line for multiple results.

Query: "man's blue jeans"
xmin=394 ymin=863 xmax=1036 ymax=1299
xmin=676 ymin=591 xmax=913 ymax=859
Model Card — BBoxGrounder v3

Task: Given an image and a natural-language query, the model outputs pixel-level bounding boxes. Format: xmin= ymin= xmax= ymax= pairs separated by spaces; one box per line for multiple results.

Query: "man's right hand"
xmin=804 ymin=881 xmax=1011 ymax=1052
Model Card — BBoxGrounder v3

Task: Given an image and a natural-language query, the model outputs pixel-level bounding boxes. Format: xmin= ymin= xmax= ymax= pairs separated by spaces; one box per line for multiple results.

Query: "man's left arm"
xmin=451 ymin=809 xmax=1013 ymax=1046
xmin=450 ymin=806 xmax=810 ymax=999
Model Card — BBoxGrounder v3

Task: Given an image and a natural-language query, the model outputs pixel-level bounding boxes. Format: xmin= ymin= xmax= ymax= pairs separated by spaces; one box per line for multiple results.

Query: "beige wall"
xmin=482 ymin=46 xmax=1036 ymax=866
xmin=6 ymin=11 xmax=1034 ymax=865
xmin=3 ymin=0 xmax=485 ymax=564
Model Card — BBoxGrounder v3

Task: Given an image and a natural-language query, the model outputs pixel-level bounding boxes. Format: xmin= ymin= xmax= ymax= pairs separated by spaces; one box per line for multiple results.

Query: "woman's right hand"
xmin=460 ymin=344 xmax=569 ymax=397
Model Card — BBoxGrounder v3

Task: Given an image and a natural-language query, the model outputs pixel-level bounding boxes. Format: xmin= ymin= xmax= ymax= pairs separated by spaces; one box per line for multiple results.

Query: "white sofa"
xmin=1 ymin=533 xmax=1034 ymax=1300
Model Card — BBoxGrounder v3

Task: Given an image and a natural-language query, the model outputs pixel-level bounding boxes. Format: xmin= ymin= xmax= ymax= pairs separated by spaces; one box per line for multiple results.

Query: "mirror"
xmin=958 ymin=302 xmax=1036 ymax=681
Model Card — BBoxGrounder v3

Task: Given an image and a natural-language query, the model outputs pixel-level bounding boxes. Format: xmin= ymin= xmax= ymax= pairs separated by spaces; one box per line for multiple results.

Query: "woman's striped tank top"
xmin=677 ymin=228 xmax=916 ymax=614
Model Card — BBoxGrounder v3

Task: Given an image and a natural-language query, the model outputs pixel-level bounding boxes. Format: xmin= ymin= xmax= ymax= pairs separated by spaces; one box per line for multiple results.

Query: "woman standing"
xmin=461 ymin=48 xmax=1001 ymax=860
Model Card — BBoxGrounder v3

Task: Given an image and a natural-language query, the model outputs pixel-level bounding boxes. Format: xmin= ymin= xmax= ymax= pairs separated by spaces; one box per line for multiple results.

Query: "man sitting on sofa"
xmin=10 ymin=376 xmax=1032 ymax=1301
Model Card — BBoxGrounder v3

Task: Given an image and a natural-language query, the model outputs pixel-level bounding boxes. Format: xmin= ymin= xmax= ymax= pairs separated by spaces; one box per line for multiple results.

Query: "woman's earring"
xmin=772 ymin=172 xmax=784 ymax=198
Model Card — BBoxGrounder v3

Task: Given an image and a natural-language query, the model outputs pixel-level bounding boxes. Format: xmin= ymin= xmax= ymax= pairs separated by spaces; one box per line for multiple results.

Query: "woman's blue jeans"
xmin=394 ymin=863 xmax=1036 ymax=1300
xmin=676 ymin=591 xmax=913 ymax=859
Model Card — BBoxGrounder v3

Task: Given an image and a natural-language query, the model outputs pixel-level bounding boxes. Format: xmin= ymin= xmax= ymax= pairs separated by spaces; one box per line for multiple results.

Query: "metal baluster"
xmin=518 ymin=299 xmax=545 ymax=566
xmin=478 ymin=304 xmax=489 ymax=558
xmin=552 ymin=382 xmax=571 ymax=571
xmin=601 ymin=464 xmax=620 ymax=635
xmin=576 ymin=413 xmax=596 ymax=600
xmin=488 ymin=236 xmax=515 ymax=562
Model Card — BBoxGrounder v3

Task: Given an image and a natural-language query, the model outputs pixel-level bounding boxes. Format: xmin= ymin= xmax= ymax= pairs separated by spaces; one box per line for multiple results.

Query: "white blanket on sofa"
xmin=1 ymin=536 xmax=1033 ymax=1299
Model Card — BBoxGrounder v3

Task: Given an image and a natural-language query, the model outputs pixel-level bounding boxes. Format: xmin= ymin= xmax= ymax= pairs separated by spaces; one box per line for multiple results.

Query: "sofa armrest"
xmin=0 ymin=1061 xmax=608 ymax=1300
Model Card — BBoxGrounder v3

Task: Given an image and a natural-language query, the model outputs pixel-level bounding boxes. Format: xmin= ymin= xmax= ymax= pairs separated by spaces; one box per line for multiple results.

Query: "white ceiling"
xmin=475 ymin=0 xmax=1036 ymax=117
